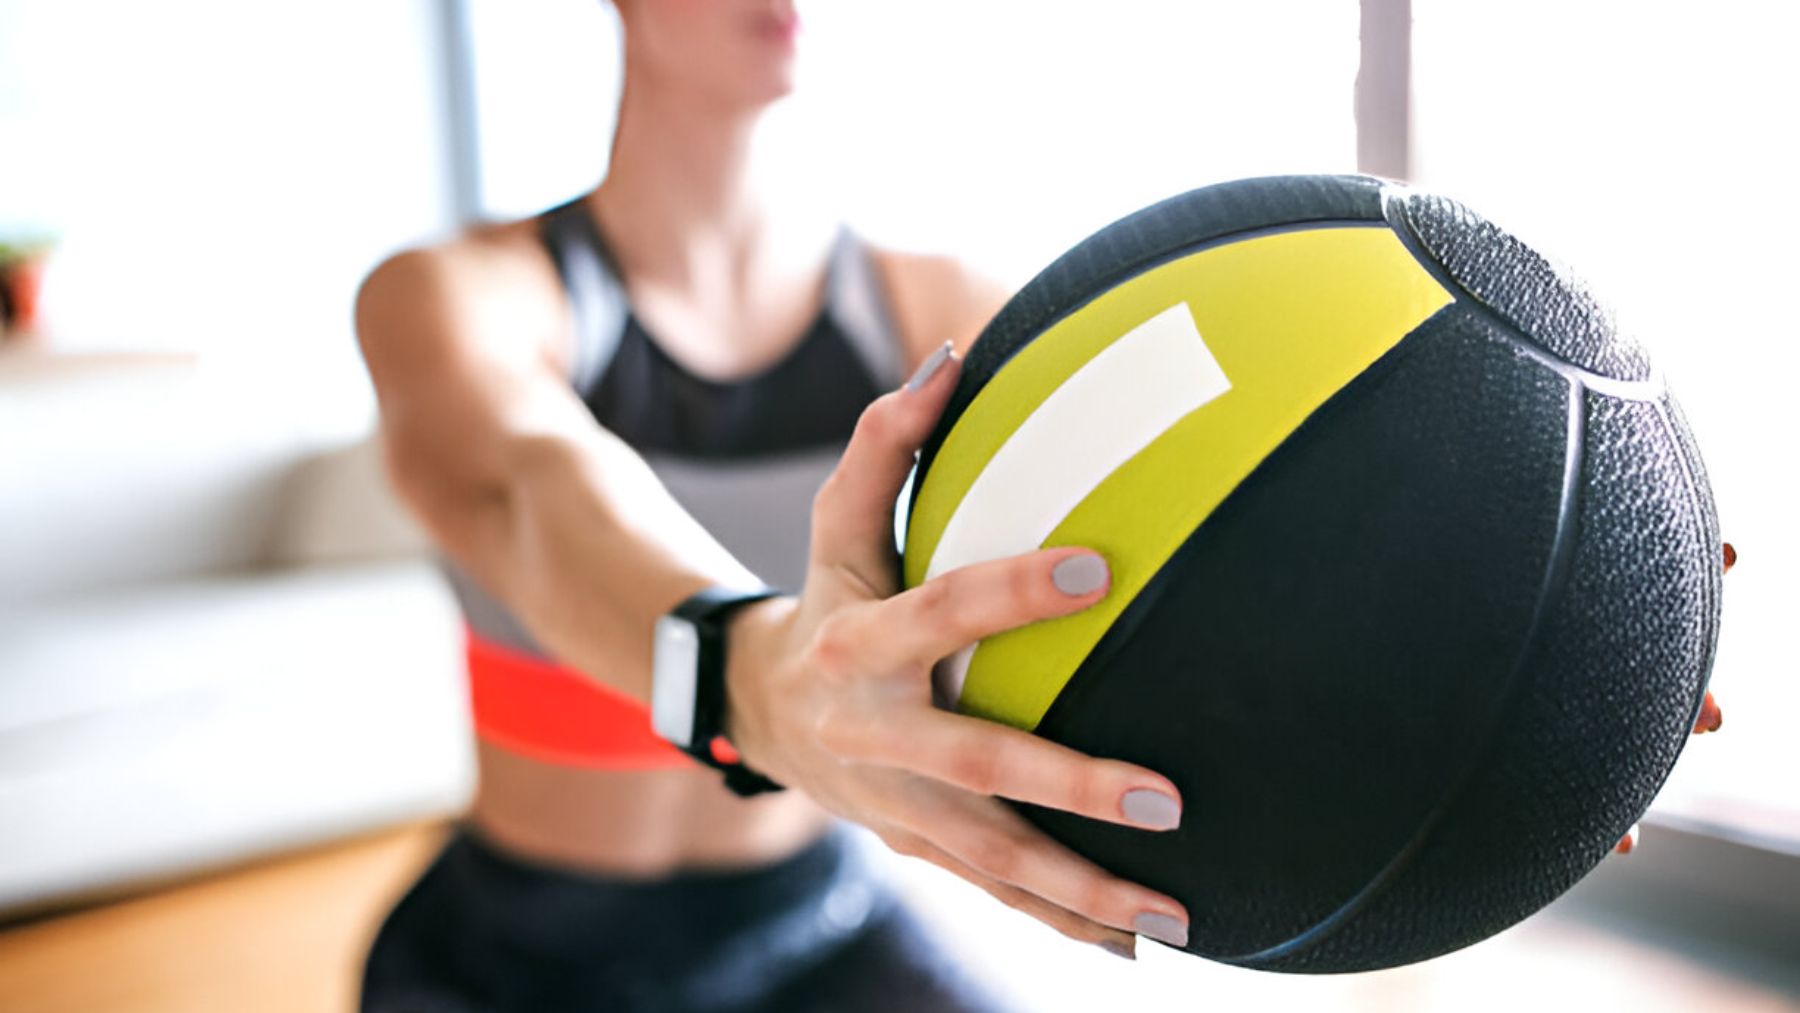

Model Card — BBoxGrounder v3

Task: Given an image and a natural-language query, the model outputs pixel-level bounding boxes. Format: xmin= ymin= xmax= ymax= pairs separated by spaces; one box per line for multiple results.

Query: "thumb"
xmin=810 ymin=343 xmax=960 ymax=592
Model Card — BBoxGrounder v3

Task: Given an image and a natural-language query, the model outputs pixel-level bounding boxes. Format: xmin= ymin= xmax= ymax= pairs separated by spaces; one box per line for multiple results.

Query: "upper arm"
xmin=354 ymin=242 xmax=582 ymax=533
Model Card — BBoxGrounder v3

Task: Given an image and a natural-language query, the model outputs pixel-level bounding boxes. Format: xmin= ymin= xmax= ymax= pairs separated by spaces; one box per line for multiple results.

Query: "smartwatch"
xmin=651 ymin=585 xmax=785 ymax=796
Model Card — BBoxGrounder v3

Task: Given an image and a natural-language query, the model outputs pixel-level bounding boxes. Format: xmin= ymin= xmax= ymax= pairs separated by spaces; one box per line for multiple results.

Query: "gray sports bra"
xmin=446 ymin=199 xmax=909 ymax=659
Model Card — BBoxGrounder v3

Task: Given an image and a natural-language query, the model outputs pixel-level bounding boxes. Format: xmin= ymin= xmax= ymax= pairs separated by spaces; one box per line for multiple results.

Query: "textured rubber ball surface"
xmin=1392 ymin=193 xmax=1654 ymax=382
xmin=907 ymin=175 xmax=1721 ymax=972
xmin=917 ymin=174 xmax=1389 ymax=475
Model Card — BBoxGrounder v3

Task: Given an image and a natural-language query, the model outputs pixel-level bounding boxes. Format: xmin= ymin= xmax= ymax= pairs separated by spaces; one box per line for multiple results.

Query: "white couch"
xmin=0 ymin=355 xmax=473 ymax=916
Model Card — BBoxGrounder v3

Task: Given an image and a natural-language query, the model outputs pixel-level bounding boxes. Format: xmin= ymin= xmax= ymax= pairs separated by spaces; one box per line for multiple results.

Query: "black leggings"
xmin=360 ymin=826 xmax=1010 ymax=1013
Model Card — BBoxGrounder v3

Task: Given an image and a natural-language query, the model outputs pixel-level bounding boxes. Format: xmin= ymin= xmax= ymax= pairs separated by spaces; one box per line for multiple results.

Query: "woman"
xmin=355 ymin=2 xmax=1728 ymax=1008
xmin=354 ymin=2 xmax=1193 ymax=1010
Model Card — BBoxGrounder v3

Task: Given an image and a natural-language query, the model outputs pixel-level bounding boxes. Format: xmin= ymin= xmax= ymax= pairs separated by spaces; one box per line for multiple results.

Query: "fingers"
xmin=827 ymin=705 xmax=1182 ymax=833
xmin=1626 ymin=540 xmax=1732 ymax=856
xmin=878 ymin=827 xmax=1138 ymax=960
xmin=810 ymin=344 xmax=960 ymax=588
xmin=1631 ymin=540 xmax=1730 ymax=855
xmin=851 ymin=546 xmax=1111 ymax=670
xmin=1693 ymin=690 xmax=1722 ymax=734
xmin=811 ymin=545 xmax=1178 ymax=829
xmin=1613 ymin=822 xmax=1640 ymax=855
xmin=882 ymin=782 xmax=1190 ymax=949
xmin=1696 ymin=536 xmax=1727 ymax=736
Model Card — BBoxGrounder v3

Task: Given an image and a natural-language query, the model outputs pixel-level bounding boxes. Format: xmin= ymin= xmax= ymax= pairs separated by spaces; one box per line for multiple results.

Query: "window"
xmin=1414 ymin=0 xmax=1800 ymax=845
xmin=0 ymin=0 xmax=455 ymax=432
xmin=434 ymin=0 xmax=1800 ymax=842
xmin=464 ymin=0 xmax=1360 ymax=284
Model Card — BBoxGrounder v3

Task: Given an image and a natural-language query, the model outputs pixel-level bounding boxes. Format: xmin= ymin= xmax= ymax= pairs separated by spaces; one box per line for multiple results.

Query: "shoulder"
xmin=355 ymin=218 xmax=584 ymax=506
xmin=356 ymin=218 xmax=569 ymax=376
xmin=865 ymin=243 xmax=1014 ymax=366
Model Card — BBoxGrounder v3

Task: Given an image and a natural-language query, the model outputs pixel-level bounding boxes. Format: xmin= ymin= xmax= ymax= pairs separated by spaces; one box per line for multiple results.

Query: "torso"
xmin=443 ymin=197 xmax=998 ymax=877
xmin=471 ymin=741 xmax=828 ymax=876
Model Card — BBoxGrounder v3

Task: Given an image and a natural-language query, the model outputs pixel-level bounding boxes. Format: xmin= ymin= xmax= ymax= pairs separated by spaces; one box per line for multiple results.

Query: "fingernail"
xmin=1695 ymin=692 xmax=1723 ymax=733
xmin=1121 ymin=789 xmax=1181 ymax=831
xmin=1617 ymin=823 xmax=1640 ymax=855
xmin=1722 ymin=541 xmax=1737 ymax=573
xmin=1133 ymin=912 xmax=1188 ymax=949
xmin=906 ymin=342 xmax=953 ymax=392
xmin=1098 ymin=937 xmax=1137 ymax=961
xmin=1051 ymin=554 xmax=1108 ymax=596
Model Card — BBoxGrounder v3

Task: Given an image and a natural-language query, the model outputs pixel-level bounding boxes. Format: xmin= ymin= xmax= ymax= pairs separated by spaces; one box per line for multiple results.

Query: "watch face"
xmin=651 ymin=615 xmax=701 ymax=748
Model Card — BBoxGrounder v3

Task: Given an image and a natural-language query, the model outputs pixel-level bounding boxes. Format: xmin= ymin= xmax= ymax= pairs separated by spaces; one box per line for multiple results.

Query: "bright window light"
xmin=468 ymin=0 xmax=1359 ymax=284
xmin=0 ymin=0 xmax=454 ymax=432
xmin=1415 ymin=0 xmax=1800 ymax=843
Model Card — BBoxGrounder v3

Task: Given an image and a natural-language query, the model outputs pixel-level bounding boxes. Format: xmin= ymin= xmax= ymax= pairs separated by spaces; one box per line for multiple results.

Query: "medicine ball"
xmin=900 ymin=175 xmax=1721 ymax=972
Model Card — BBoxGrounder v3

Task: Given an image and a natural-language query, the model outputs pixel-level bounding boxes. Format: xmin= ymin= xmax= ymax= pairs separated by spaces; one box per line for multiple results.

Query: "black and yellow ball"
xmin=901 ymin=175 xmax=1721 ymax=972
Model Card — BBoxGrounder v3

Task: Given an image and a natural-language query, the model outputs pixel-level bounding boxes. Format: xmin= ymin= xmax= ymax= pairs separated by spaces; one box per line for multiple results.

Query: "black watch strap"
xmin=663 ymin=586 xmax=784 ymax=796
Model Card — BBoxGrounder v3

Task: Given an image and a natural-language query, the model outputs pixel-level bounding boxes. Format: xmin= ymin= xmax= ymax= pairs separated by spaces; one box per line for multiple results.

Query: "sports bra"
xmin=444 ymin=198 xmax=909 ymax=768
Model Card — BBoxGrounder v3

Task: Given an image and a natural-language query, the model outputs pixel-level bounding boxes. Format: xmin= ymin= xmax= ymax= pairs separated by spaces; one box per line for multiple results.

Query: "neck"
xmin=592 ymin=64 xmax=771 ymax=283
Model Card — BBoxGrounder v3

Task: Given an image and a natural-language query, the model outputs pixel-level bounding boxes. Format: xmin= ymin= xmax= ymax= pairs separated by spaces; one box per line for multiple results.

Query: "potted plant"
xmin=0 ymin=232 xmax=56 ymax=341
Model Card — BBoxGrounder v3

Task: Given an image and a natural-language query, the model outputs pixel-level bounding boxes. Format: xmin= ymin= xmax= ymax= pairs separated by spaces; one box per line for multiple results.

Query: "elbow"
xmin=375 ymin=425 xmax=441 ymax=525
xmin=377 ymin=423 xmax=588 ymax=576
xmin=375 ymin=423 xmax=508 ymax=560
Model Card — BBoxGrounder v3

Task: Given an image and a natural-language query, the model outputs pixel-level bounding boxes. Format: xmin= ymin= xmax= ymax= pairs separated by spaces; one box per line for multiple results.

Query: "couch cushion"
xmin=0 ymin=355 xmax=423 ymax=601
xmin=0 ymin=358 xmax=311 ymax=600
xmin=0 ymin=560 xmax=472 ymax=915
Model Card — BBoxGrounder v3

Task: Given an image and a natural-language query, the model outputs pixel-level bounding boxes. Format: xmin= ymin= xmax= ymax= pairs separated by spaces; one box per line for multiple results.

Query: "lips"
xmin=750 ymin=5 xmax=799 ymax=45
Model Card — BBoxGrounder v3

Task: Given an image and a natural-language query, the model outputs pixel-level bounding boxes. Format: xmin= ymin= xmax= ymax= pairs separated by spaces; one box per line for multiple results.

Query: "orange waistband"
xmin=466 ymin=630 xmax=694 ymax=770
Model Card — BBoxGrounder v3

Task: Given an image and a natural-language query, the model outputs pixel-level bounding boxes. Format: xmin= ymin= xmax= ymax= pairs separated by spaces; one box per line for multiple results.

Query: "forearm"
xmin=414 ymin=423 xmax=759 ymax=704
xmin=356 ymin=245 xmax=761 ymax=705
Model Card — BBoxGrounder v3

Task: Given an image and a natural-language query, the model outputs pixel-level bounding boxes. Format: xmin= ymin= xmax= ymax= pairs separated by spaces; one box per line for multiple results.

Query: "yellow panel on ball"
xmin=906 ymin=225 xmax=1452 ymax=730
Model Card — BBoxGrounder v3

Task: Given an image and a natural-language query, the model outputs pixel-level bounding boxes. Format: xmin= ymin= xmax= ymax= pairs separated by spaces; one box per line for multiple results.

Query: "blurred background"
xmin=1 ymin=1 xmax=1795 ymax=1010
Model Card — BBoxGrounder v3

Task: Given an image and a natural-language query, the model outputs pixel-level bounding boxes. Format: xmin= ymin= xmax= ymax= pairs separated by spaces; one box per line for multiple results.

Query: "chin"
xmin=734 ymin=59 xmax=798 ymax=108
xmin=741 ymin=11 xmax=800 ymax=101
xmin=757 ymin=69 xmax=798 ymax=104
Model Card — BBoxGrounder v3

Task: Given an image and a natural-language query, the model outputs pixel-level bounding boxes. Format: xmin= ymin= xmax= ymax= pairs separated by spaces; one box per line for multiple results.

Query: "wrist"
xmin=649 ymin=585 xmax=783 ymax=797
xmin=721 ymin=595 xmax=799 ymax=768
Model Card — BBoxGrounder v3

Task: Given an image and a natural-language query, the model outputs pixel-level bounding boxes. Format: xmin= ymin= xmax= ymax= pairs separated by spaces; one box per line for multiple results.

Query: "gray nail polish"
xmin=1098 ymin=938 xmax=1137 ymax=961
xmin=1121 ymin=789 xmax=1181 ymax=831
xmin=1133 ymin=912 xmax=1188 ymax=949
xmin=906 ymin=343 xmax=953 ymax=392
xmin=1051 ymin=554 xmax=1108 ymax=596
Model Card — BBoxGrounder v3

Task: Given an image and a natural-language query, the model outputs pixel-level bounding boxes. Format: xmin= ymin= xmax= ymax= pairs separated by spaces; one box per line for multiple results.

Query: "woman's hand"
xmin=724 ymin=345 xmax=1187 ymax=960
xmin=1613 ymin=541 xmax=1734 ymax=856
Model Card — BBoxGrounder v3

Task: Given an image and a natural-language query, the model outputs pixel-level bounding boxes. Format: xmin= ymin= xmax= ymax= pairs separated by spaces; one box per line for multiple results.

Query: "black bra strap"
xmin=539 ymin=200 xmax=908 ymax=393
